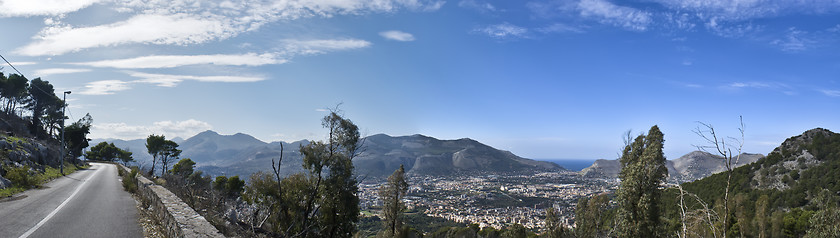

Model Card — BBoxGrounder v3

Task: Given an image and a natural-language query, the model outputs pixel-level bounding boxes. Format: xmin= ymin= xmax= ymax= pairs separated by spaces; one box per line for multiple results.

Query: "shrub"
xmin=5 ymin=165 xmax=36 ymax=188
xmin=122 ymin=167 xmax=139 ymax=193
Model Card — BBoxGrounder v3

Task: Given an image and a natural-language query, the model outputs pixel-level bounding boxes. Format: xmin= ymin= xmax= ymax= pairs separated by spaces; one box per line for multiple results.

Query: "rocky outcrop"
xmin=0 ymin=136 xmax=59 ymax=169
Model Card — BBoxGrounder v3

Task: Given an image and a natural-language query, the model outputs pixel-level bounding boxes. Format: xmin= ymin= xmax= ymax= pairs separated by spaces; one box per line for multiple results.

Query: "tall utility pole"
xmin=60 ymin=91 xmax=71 ymax=175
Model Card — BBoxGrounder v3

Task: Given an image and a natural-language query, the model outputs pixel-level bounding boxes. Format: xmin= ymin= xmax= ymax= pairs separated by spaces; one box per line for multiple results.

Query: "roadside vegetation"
xmin=0 ymin=162 xmax=89 ymax=198
xmin=0 ymin=72 xmax=96 ymax=199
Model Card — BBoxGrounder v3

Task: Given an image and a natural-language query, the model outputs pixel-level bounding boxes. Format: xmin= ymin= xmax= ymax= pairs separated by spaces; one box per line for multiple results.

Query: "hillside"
xmin=580 ymin=151 xmax=764 ymax=183
xmin=670 ymin=128 xmax=840 ymax=236
xmin=683 ymin=128 xmax=840 ymax=206
xmin=97 ymin=132 xmax=562 ymax=178
xmin=355 ymin=134 xmax=561 ymax=177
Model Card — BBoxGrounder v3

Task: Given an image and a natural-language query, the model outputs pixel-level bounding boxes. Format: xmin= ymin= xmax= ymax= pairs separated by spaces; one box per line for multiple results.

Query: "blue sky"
xmin=0 ymin=0 xmax=838 ymax=160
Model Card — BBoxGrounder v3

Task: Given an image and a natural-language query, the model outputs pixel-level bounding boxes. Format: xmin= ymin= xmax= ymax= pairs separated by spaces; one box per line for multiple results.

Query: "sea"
xmin=537 ymin=159 xmax=598 ymax=172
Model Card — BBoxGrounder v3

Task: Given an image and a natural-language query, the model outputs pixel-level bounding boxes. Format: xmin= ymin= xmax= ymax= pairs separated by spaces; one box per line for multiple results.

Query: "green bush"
xmin=5 ymin=165 xmax=36 ymax=188
xmin=122 ymin=167 xmax=139 ymax=193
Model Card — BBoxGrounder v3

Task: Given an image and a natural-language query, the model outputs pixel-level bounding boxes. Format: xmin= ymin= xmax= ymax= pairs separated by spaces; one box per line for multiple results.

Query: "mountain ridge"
xmin=93 ymin=131 xmax=561 ymax=178
xmin=580 ymin=150 xmax=765 ymax=183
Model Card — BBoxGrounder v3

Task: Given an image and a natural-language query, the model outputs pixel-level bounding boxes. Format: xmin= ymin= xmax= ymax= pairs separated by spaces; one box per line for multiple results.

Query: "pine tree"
xmin=616 ymin=125 xmax=667 ymax=237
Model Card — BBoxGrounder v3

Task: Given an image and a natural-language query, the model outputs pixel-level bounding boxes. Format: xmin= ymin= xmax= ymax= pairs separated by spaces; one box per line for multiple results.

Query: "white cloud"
xmin=729 ymin=82 xmax=771 ymax=88
xmin=14 ymin=0 xmax=444 ymax=56
xmin=79 ymin=71 xmax=264 ymax=95
xmin=129 ymin=72 xmax=265 ymax=87
xmin=474 ymin=22 xmax=529 ymax=39
xmin=80 ymin=80 xmax=132 ymax=95
xmin=537 ymin=23 xmax=584 ymax=33
xmin=0 ymin=0 xmax=102 ymax=17
xmin=281 ymin=39 xmax=372 ymax=55
xmin=771 ymin=27 xmax=815 ymax=52
xmin=33 ymin=68 xmax=91 ymax=77
xmin=722 ymin=81 xmax=797 ymax=95
xmin=705 ymin=19 xmax=762 ymax=38
xmin=458 ymin=0 xmax=498 ymax=13
xmin=10 ymin=62 xmax=37 ymax=66
xmin=17 ymin=13 xmax=235 ymax=56
xmin=380 ymin=30 xmax=416 ymax=41
xmin=651 ymin=0 xmax=840 ymax=21
xmin=91 ymin=119 xmax=212 ymax=140
xmin=73 ymin=53 xmax=286 ymax=69
xmin=577 ymin=0 xmax=652 ymax=31
xmin=821 ymin=89 xmax=840 ymax=97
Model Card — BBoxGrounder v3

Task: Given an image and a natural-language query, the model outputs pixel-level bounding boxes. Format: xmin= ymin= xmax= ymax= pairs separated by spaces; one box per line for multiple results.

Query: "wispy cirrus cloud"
xmin=14 ymin=0 xmax=443 ymax=56
xmin=79 ymin=71 xmax=266 ymax=95
xmin=473 ymin=22 xmax=529 ymax=39
xmin=821 ymin=89 xmax=840 ymax=97
xmin=80 ymin=80 xmax=132 ymax=95
xmin=33 ymin=68 xmax=91 ymax=77
xmin=17 ymin=14 xmax=233 ymax=56
xmin=459 ymin=0 xmax=499 ymax=13
xmin=280 ymin=39 xmax=372 ymax=55
xmin=650 ymin=0 xmax=840 ymax=21
xmin=10 ymin=62 xmax=37 ymax=66
xmin=577 ymin=0 xmax=652 ymax=31
xmin=722 ymin=81 xmax=797 ymax=95
xmin=73 ymin=53 xmax=285 ymax=69
xmin=91 ymin=119 xmax=212 ymax=140
xmin=129 ymin=72 xmax=265 ymax=87
xmin=536 ymin=23 xmax=584 ymax=34
xmin=525 ymin=0 xmax=840 ymax=42
xmin=0 ymin=0 xmax=103 ymax=17
xmin=380 ymin=31 xmax=416 ymax=41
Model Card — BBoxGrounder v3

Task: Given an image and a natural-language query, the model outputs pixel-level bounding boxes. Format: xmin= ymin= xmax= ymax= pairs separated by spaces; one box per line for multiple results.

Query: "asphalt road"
xmin=0 ymin=162 xmax=143 ymax=238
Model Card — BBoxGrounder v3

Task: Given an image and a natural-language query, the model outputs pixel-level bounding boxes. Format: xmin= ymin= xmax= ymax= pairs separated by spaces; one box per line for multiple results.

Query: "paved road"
xmin=0 ymin=163 xmax=143 ymax=238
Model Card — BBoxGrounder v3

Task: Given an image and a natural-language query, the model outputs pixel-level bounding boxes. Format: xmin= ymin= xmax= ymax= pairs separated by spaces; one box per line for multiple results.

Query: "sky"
xmin=0 ymin=0 xmax=838 ymax=161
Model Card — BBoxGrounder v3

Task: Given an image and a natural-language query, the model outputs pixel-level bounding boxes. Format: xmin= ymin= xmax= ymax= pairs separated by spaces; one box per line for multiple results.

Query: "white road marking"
xmin=18 ymin=164 xmax=104 ymax=238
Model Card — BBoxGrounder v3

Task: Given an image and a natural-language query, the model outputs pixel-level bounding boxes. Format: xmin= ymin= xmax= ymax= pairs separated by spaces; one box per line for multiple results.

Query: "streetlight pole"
xmin=60 ymin=91 xmax=71 ymax=175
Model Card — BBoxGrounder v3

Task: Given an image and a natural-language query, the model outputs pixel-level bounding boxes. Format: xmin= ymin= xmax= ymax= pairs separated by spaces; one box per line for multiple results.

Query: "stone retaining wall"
xmin=120 ymin=165 xmax=224 ymax=238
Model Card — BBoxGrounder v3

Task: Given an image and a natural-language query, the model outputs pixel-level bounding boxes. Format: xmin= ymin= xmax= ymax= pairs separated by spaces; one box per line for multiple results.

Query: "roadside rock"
xmin=0 ymin=174 xmax=10 ymax=189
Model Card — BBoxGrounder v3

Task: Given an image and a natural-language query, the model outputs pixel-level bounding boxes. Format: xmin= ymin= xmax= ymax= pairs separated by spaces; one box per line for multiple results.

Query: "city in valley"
xmin=359 ymin=170 xmax=617 ymax=231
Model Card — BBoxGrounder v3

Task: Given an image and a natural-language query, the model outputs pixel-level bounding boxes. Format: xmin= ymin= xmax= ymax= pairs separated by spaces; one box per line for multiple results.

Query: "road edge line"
xmin=18 ymin=164 xmax=104 ymax=238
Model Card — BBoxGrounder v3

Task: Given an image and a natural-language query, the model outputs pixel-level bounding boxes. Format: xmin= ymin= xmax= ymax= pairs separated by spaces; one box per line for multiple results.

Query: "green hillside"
xmin=667 ymin=128 xmax=840 ymax=237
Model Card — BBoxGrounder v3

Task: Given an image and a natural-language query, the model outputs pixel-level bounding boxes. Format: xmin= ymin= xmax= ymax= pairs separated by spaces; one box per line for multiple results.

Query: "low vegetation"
xmin=0 ymin=162 xmax=89 ymax=198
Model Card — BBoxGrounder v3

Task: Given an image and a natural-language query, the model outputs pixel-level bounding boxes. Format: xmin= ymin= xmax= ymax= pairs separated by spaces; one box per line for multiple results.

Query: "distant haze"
xmin=537 ymin=159 xmax=600 ymax=172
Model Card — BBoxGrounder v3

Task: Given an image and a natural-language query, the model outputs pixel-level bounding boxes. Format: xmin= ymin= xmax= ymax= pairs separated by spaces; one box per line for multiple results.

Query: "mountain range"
xmin=580 ymin=150 xmax=765 ymax=183
xmin=93 ymin=131 xmax=562 ymax=178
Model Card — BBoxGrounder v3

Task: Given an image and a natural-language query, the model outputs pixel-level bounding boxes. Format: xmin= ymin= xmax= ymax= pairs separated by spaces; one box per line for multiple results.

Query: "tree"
xmin=64 ymin=113 xmax=92 ymax=160
xmin=380 ymin=164 xmax=409 ymax=237
xmin=145 ymin=135 xmax=166 ymax=176
xmin=544 ymin=207 xmax=572 ymax=238
xmin=575 ymin=193 xmax=610 ymax=238
xmin=27 ymin=78 xmax=60 ymax=138
xmin=214 ymin=175 xmax=245 ymax=198
xmin=693 ymin=116 xmax=745 ymax=238
xmin=754 ymin=194 xmax=769 ymax=238
xmin=299 ymin=111 xmax=363 ymax=238
xmin=86 ymin=142 xmax=131 ymax=162
xmin=805 ymin=189 xmax=840 ymax=237
xmin=158 ymin=139 xmax=181 ymax=176
xmin=616 ymin=125 xmax=667 ymax=237
xmin=0 ymin=73 xmax=29 ymax=114
xmin=118 ymin=149 xmax=134 ymax=166
xmin=243 ymin=109 xmax=363 ymax=238
xmin=171 ymin=158 xmax=196 ymax=177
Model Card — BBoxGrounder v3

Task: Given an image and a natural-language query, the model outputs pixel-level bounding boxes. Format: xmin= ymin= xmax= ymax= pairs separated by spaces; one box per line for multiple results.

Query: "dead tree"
xmin=692 ymin=116 xmax=745 ymax=238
